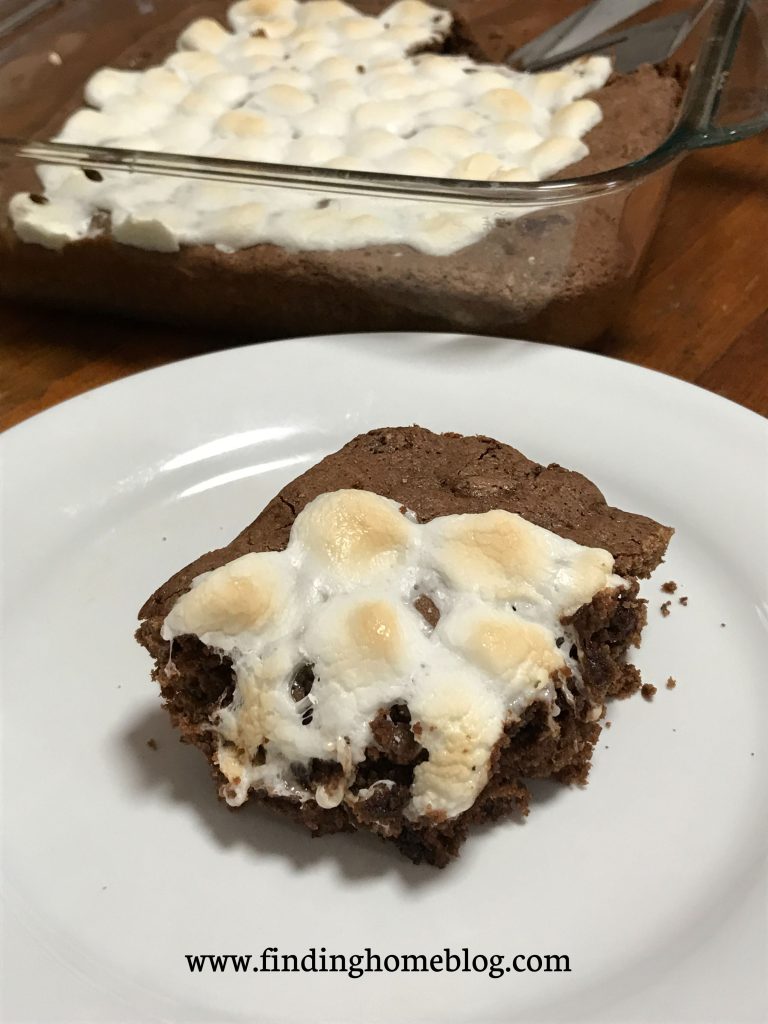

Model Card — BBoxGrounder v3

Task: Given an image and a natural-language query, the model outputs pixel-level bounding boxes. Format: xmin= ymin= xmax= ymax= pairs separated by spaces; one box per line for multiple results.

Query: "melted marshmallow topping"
xmin=162 ymin=490 xmax=625 ymax=821
xmin=10 ymin=0 xmax=611 ymax=256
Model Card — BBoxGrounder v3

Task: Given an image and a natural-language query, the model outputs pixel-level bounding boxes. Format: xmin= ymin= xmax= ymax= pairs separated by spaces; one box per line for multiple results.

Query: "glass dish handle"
xmin=685 ymin=0 xmax=768 ymax=149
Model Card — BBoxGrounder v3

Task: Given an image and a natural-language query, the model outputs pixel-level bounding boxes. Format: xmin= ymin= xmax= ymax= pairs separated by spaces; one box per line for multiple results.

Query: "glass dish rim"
xmin=0 ymin=0 xmax=763 ymax=209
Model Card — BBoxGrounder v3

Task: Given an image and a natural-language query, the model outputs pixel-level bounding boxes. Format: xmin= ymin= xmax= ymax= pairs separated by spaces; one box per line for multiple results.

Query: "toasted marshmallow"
xmin=304 ymin=596 xmax=413 ymax=692
xmin=228 ymin=0 xmax=297 ymax=30
xmin=426 ymin=509 xmax=550 ymax=603
xmin=409 ymin=126 xmax=477 ymax=158
xmin=216 ymin=108 xmax=289 ymax=138
xmin=226 ymin=35 xmax=284 ymax=61
xmin=297 ymin=0 xmax=359 ymax=24
xmin=255 ymin=83 xmax=315 ymax=114
xmin=162 ymin=489 xmax=626 ymax=820
xmin=293 ymin=490 xmax=414 ymax=586
xmin=380 ymin=0 xmax=451 ymax=34
xmin=178 ymin=18 xmax=231 ymax=54
xmin=315 ymin=55 xmax=361 ymax=82
xmin=440 ymin=606 xmax=566 ymax=694
xmin=165 ymin=50 xmax=223 ymax=83
xmin=451 ymin=152 xmax=501 ymax=181
xmin=476 ymin=88 xmax=534 ymax=124
xmin=164 ymin=552 xmax=292 ymax=638
xmin=245 ymin=15 xmax=298 ymax=38
xmin=336 ymin=17 xmax=383 ymax=41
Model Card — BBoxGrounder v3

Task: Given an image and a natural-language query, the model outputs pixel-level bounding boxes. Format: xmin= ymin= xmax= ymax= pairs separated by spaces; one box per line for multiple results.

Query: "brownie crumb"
xmin=660 ymin=601 xmax=671 ymax=617
xmin=605 ymin=721 xmax=612 ymax=729
xmin=641 ymin=684 xmax=657 ymax=701
xmin=721 ymin=622 xmax=726 ymax=628
xmin=666 ymin=677 xmax=676 ymax=690
xmin=661 ymin=581 xmax=677 ymax=593
xmin=146 ymin=738 xmax=158 ymax=750
xmin=679 ymin=596 xmax=688 ymax=606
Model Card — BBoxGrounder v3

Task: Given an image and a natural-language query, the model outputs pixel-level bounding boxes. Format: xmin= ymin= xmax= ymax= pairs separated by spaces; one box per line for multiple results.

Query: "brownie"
xmin=136 ymin=427 xmax=673 ymax=866
xmin=0 ymin=1 xmax=684 ymax=345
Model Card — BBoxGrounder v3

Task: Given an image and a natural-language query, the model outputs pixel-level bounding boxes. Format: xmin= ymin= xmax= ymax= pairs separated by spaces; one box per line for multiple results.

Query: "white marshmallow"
xmin=353 ymin=99 xmax=415 ymax=134
xmin=9 ymin=194 xmax=91 ymax=250
xmin=385 ymin=146 xmax=450 ymax=177
xmin=528 ymin=137 xmax=588 ymax=178
xmin=84 ymin=68 xmax=141 ymax=108
xmin=286 ymin=135 xmax=346 ymax=165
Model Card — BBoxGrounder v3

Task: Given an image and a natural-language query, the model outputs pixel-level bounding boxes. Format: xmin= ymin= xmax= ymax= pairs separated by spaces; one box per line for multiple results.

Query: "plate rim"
xmin=3 ymin=332 xmax=766 ymax=448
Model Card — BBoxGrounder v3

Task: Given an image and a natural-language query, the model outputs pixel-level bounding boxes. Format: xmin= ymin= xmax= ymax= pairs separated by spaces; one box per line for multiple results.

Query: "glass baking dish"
xmin=0 ymin=0 xmax=765 ymax=346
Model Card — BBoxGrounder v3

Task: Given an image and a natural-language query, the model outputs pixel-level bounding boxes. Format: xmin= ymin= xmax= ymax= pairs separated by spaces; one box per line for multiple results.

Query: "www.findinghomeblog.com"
xmin=185 ymin=947 xmax=573 ymax=980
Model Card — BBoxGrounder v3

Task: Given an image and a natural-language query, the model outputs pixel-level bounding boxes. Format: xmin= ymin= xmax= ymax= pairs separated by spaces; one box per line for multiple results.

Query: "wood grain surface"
xmin=1 ymin=0 xmax=767 ymax=431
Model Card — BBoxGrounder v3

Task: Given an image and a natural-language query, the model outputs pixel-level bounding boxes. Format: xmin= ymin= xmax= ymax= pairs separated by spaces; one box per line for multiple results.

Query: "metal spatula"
xmin=511 ymin=0 xmax=715 ymax=73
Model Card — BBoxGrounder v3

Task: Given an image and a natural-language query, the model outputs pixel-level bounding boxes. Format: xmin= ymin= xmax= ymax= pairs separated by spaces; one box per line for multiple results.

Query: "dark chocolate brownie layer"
xmin=0 ymin=3 xmax=683 ymax=345
xmin=137 ymin=427 xmax=672 ymax=866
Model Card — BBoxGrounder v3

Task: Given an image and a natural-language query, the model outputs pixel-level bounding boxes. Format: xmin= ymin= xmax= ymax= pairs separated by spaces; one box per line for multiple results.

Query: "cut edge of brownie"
xmin=136 ymin=426 xmax=671 ymax=867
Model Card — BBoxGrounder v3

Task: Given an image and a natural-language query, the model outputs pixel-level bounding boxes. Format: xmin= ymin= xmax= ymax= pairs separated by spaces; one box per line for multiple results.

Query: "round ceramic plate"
xmin=2 ymin=333 xmax=766 ymax=1024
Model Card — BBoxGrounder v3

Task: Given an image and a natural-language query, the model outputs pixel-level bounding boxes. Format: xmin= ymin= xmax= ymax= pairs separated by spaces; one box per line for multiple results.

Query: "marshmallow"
xmin=177 ymin=18 xmax=231 ymax=54
xmin=165 ymin=50 xmax=223 ymax=83
xmin=528 ymin=137 xmax=588 ymax=178
xmin=9 ymin=194 xmax=91 ymax=250
xmin=27 ymin=0 xmax=613 ymax=259
xmin=228 ymin=0 xmax=297 ymax=30
xmin=451 ymin=152 xmax=501 ymax=181
xmin=161 ymin=489 xmax=625 ymax=820
xmin=84 ymin=68 xmax=141 ymax=108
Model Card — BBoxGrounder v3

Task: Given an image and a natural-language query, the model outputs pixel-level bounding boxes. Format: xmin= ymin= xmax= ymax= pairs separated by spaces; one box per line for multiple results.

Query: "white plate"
xmin=2 ymin=333 xmax=766 ymax=1024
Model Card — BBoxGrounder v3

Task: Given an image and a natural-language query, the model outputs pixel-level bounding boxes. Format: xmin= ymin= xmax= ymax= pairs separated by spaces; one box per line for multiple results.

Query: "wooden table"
xmin=2 ymin=129 xmax=767 ymax=430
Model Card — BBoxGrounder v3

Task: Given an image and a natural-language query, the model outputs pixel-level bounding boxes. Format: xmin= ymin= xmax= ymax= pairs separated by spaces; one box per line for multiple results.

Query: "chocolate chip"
xmin=290 ymin=662 xmax=315 ymax=702
xmin=414 ymin=594 xmax=440 ymax=628
xmin=29 ymin=193 xmax=48 ymax=205
xmin=84 ymin=168 xmax=103 ymax=182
